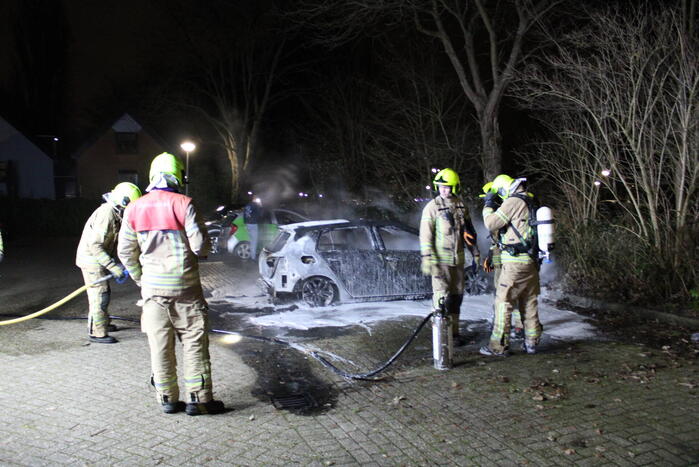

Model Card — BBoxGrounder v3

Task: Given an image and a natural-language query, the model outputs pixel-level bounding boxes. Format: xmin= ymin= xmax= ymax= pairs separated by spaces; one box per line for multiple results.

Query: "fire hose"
xmin=213 ymin=310 xmax=436 ymax=381
xmin=2 ymin=274 xmax=449 ymax=380
xmin=0 ymin=274 xmax=116 ymax=326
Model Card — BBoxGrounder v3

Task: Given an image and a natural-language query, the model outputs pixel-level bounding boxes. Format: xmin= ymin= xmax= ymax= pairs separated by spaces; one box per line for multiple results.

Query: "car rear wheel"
xmin=301 ymin=277 xmax=337 ymax=307
xmin=233 ymin=241 xmax=252 ymax=259
xmin=208 ymin=229 xmax=221 ymax=254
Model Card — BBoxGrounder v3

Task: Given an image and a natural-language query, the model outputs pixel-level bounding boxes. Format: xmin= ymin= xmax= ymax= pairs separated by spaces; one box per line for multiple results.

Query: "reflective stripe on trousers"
xmin=142 ymin=293 xmax=213 ymax=403
xmin=81 ymin=268 xmax=111 ymax=337
xmin=489 ymin=262 xmax=542 ymax=352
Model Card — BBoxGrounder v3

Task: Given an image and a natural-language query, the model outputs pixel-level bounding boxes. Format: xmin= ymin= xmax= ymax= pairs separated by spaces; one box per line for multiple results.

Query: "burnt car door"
xmin=374 ymin=225 xmax=431 ymax=297
xmin=316 ymin=225 xmax=387 ymax=298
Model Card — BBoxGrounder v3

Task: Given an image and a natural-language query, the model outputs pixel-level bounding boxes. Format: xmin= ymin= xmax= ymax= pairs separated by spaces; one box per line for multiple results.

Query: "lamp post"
xmin=180 ymin=141 xmax=196 ymax=196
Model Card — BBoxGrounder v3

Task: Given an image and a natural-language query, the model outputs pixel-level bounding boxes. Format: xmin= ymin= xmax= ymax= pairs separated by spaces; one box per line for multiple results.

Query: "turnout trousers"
xmin=489 ymin=262 xmax=542 ymax=353
xmin=431 ymin=264 xmax=465 ymax=336
xmin=81 ymin=268 xmax=111 ymax=338
xmin=142 ymin=292 xmax=213 ymax=404
xmin=493 ymin=266 xmax=523 ymax=329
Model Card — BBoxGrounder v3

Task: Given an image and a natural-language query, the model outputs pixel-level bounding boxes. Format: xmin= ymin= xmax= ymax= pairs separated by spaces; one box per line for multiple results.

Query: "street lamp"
xmin=180 ymin=141 xmax=196 ymax=196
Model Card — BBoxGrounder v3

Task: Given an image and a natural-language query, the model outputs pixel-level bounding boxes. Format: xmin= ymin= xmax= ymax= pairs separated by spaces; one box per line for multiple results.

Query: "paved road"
xmin=1 ymin=240 xmax=698 ymax=465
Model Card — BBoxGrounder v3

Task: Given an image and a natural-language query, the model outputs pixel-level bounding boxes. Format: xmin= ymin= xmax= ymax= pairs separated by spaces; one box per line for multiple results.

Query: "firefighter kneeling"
xmin=480 ymin=175 xmax=543 ymax=357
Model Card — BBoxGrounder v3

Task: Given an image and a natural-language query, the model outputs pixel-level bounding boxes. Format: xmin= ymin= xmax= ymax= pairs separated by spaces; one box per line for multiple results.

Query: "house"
xmin=75 ymin=113 xmax=165 ymax=200
xmin=0 ymin=116 xmax=56 ymax=199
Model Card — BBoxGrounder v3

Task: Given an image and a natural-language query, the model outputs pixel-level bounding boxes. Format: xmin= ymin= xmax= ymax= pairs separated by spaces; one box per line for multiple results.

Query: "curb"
xmin=557 ymin=293 xmax=699 ymax=330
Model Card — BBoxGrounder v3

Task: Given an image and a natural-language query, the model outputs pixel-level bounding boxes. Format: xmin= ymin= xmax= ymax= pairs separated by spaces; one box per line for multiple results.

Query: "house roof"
xmin=71 ymin=112 xmax=172 ymax=159
xmin=111 ymin=113 xmax=142 ymax=133
xmin=0 ymin=116 xmax=53 ymax=161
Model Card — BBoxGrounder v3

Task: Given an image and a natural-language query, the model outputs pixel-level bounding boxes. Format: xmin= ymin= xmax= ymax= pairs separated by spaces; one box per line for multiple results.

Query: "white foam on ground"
xmin=245 ymin=290 xmax=597 ymax=340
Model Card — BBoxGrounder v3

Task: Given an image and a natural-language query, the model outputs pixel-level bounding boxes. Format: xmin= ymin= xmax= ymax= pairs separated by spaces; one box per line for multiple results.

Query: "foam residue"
xmin=246 ymin=290 xmax=597 ymax=340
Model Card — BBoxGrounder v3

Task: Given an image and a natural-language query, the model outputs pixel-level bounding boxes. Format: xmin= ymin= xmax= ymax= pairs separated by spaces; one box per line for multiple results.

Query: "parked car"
xmin=258 ymin=219 xmax=433 ymax=306
xmin=226 ymin=208 xmax=309 ymax=259
xmin=204 ymin=205 xmax=241 ymax=255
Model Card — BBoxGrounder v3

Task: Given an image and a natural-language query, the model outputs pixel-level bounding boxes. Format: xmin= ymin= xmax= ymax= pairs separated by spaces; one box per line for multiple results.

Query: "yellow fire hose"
xmin=0 ymin=275 xmax=112 ymax=326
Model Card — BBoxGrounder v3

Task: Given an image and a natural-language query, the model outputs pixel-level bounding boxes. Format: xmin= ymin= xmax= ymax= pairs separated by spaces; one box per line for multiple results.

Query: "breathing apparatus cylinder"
xmin=536 ymin=206 xmax=555 ymax=263
xmin=432 ymin=300 xmax=453 ymax=370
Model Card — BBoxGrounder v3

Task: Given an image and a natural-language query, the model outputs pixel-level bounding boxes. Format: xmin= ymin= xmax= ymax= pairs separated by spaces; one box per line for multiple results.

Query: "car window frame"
xmin=314 ymin=225 xmax=378 ymax=253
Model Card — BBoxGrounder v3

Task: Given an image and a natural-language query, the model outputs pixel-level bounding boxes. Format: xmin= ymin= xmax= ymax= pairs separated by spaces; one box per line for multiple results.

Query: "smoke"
xmin=248 ymin=163 xmax=302 ymax=208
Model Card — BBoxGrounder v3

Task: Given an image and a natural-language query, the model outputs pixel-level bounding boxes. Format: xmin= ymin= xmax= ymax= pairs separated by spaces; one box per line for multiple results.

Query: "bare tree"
xmin=366 ymin=45 xmax=479 ymax=199
xmin=163 ymin=0 xmax=288 ymax=201
xmin=295 ymin=38 xmax=477 ymax=201
xmin=291 ymin=0 xmax=560 ymax=180
xmin=519 ymin=3 xmax=698 ymax=293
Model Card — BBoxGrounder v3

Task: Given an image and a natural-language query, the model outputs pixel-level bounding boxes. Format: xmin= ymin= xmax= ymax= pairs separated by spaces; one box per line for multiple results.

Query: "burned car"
xmin=258 ymin=219 xmax=432 ymax=306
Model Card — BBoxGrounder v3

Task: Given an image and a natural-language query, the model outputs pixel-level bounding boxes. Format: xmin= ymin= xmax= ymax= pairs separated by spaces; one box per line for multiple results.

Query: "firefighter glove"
xmin=421 ymin=257 xmax=432 ymax=276
xmin=463 ymin=231 xmax=476 ymax=247
xmin=114 ymin=269 xmax=130 ymax=284
xmin=484 ymin=191 xmax=500 ymax=209
xmin=483 ymin=251 xmax=494 ymax=273
xmin=107 ymin=264 xmax=126 ymax=281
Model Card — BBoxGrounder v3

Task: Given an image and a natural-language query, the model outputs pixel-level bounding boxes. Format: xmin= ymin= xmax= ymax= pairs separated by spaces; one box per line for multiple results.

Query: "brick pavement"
xmin=0 ymin=257 xmax=698 ymax=465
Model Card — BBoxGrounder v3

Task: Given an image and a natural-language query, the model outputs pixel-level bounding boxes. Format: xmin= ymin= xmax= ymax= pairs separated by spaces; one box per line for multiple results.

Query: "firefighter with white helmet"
xmin=118 ymin=152 xmax=224 ymax=415
xmin=76 ymin=182 xmax=142 ymax=344
xmin=480 ymin=174 xmax=543 ymax=356
xmin=420 ymin=168 xmax=479 ymax=344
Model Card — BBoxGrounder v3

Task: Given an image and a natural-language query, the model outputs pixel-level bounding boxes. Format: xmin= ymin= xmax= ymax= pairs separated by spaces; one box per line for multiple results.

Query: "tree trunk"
xmin=479 ymin=111 xmax=502 ymax=180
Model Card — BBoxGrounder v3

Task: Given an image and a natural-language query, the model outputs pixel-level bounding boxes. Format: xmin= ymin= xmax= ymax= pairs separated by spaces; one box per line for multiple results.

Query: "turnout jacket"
xmin=118 ymin=189 xmax=210 ymax=297
xmin=482 ymin=188 xmax=534 ymax=265
xmin=76 ymin=203 xmax=121 ymax=271
xmin=419 ymin=195 xmax=470 ymax=267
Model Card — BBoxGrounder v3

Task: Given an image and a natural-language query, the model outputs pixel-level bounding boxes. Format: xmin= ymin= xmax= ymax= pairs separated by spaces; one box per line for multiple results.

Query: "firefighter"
xmin=420 ymin=168 xmax=479 ymax=345
xmin=480 ymin=174 xmax=542 ymax=356
xmin=76 ymin=182 xmax=142 ymax=344
xmin=481 ymin=182 xmax=524 ymax=339
xmin=118 ymin=152 xmax=224 ymax=416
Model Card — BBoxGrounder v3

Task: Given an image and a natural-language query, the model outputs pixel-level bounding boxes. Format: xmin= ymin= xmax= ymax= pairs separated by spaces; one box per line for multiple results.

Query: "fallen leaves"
xmin=525 ymin=378 xmax=567 ymax=402
xmin=391 ymin=395 xmax=406 ymax=405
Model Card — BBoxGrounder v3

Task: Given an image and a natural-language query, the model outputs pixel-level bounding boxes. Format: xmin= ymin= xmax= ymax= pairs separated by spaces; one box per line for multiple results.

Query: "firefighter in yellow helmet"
xmin=480 ymin=174 xmax=542 ymax=356
xmin=118 ymin=152 xmax=224 ymax=415
xmin=420 ymin=168 xmax=480 ymax=345
xmin=481 ymin=181 xmax=524 ymax=339
xmin=76 ymin=182 xmax=142 ymax=344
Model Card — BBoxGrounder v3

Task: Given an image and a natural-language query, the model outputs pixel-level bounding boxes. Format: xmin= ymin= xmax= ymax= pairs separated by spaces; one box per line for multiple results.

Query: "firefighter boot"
xmin=522 ymin=340 xmax=537 ymax=354
xmin=161 ymin=395 xmax=186 ymax=414
xmin=185 ymin=393 xmax=225 ymax=416
xmin=479 ymin=346 xmax=508 ymax=357
xmin=89 ymin=335 xmax=117 ymax=344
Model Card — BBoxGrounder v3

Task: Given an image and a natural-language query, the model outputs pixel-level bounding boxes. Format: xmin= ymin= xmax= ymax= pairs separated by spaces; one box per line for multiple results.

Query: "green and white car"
xmin=226 ymin=208 xmax=309 ymax=259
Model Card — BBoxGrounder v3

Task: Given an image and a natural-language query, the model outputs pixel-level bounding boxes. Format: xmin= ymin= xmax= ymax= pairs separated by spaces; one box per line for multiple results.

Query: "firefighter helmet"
xmin=149 ymin=152 xmax=184 ymax=186
xmin=108 ymin=182 xmax=141 ymax=208
xmin=491 ymin=174 xmax=515 ymax=199
xmin=433 ymin=168 xmax=461 ymax=195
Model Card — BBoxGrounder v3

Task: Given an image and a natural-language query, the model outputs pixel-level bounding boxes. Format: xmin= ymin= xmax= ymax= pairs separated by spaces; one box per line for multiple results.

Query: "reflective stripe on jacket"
xmin=76 ymin=203 xmax=120 ymax=271
xmin=482 ymin=191 xmax=534 ymax=265
xmin=419 ymin=195 xmax=467 ymax=267
xmin=118 ymin=189 xmax=210 ymax=297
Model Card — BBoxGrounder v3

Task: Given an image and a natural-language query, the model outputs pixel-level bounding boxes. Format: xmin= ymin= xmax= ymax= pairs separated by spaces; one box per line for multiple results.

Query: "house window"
xmin=118 ymin=170 xmax=138 ymax=186
xmin=115 ymin=132 xmax=138 ymax=154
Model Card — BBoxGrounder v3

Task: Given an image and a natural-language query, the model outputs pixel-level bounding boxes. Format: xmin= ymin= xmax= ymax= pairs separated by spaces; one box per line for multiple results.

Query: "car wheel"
xmin=301 ymin=277 xmax=337 ymax=307
xmin=207 ymin=230 xmax=221 ymax=254
xmin=464 ymin=269 xmax=492 ymax=296
xmin=234 ymin=241 xmax=252 ymax=260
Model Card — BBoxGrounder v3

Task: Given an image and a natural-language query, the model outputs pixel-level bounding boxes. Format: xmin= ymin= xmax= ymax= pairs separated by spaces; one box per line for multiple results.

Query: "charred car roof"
xmin=281 ymin=219 xmax=418 ymax=239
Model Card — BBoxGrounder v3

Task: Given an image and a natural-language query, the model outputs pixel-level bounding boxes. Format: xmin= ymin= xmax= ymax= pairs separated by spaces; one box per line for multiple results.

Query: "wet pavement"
xmin=1 ymin=239 xmax=698 ymax=465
